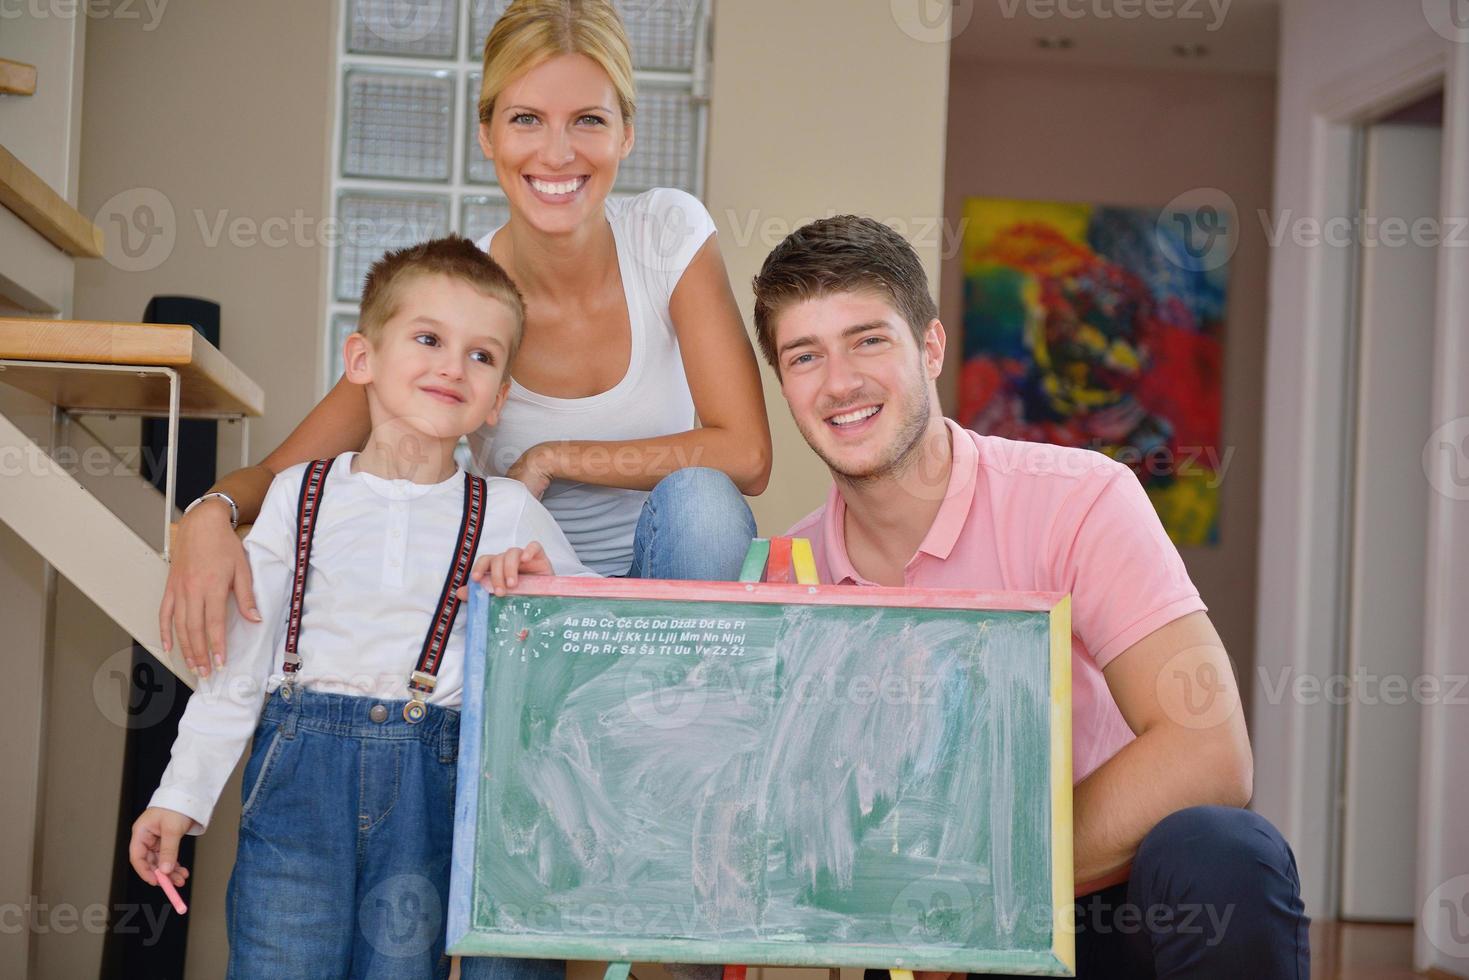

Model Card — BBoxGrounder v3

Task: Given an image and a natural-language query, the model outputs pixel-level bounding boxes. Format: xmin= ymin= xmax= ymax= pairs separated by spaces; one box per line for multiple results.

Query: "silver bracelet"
xmin=183 ymin=491 xmax=239 ymax=529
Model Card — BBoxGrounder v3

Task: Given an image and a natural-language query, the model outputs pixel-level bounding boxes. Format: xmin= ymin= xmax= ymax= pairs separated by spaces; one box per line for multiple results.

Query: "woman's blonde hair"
xmin=478 ymin=0 xmax=636 ymax=126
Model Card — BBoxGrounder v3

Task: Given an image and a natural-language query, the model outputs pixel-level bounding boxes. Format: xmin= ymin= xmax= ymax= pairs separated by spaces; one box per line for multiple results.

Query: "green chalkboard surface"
xmin=449 ymin=578 xmax=1074 ymax=976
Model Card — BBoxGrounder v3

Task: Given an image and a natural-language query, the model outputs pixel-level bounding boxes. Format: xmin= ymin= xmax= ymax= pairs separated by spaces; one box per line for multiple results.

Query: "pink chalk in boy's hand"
xmin=457 ymin=541 xmax=555 ymax=600
xmin=156 ymin=873 xmax=188 ymax=915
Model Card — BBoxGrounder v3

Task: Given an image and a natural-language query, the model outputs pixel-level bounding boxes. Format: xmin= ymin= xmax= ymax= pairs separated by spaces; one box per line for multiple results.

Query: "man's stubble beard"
xmin=797 ymin=367 xmax=935 ymax=489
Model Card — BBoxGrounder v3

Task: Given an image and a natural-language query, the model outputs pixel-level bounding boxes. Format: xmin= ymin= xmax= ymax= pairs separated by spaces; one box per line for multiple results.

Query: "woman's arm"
xmin=161 ymin=378 xmax=372 ymax=674
xmin=509 ymin=235 xmax=773 ymax=496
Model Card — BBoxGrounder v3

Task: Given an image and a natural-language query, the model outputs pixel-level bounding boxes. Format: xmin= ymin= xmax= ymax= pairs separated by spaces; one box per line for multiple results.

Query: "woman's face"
xmin=479 ymin=53 xmax=634 ymax=237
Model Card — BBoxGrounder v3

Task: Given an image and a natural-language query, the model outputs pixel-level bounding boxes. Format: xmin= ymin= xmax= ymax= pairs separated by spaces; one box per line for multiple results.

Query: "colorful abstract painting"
xmin=958 ymin=197 xmax=1229 ymax=546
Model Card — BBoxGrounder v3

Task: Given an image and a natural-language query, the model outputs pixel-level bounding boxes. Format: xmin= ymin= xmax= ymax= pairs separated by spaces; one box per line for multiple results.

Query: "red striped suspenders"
xmin=281 ymin=458 xmax=488 ymax=722
xmin=282 ymin=458 xmax=331 ymax=676
xmin=405 ymin=472 xmax=486 ymax=721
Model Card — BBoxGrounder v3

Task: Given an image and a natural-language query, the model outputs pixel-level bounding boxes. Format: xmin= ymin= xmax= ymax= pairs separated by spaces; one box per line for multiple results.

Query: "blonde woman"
xmin=160 ymin=4 xmax=765 ymax=976
xmin=164 ymin=0 xmax=768 ymax=657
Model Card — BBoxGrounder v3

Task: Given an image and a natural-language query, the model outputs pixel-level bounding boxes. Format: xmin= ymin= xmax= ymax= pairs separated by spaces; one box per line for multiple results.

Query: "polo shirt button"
xmin=369 ymin=704 xmax=389 ymax=723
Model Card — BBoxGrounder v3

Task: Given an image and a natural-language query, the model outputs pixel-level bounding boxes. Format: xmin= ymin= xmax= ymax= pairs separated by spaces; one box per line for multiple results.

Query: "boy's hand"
xmin=129 ymin=807 xmax=196 ymax=889
xmin=459 ymin=541 xmax=553 ymax=599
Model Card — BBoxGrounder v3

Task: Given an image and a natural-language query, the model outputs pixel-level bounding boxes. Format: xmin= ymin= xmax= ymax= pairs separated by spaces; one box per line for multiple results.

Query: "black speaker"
xmin=102 ymin=296 xmax=222 ymax=980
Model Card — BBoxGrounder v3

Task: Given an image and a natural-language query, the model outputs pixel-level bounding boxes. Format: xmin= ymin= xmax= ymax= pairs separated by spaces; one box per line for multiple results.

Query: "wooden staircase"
xmin=0 ymin=316 xmax=265 ymax=685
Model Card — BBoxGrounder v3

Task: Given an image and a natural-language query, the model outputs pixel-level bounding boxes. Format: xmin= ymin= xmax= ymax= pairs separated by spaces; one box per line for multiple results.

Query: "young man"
xmin=129 ymin=237 xmax=586 ymax=980
xmin=750 ymin=216 xmax=1308 ymax=978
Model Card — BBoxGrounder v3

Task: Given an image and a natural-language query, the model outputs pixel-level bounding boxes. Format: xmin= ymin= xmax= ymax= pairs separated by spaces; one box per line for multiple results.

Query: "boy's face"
xmin=772 ymin=290 xmax=944 ymax=483
xmin=345 ymin=273 xmax=515 ymax=441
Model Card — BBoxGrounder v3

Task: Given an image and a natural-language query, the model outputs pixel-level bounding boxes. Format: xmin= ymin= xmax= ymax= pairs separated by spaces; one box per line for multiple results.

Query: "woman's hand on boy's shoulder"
xmin=459 ymin=541 xmax=555 ymax=600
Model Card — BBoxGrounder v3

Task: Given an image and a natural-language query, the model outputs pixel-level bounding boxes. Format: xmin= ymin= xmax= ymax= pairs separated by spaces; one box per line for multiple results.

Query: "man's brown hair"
xmin=358 ymin=236 xmax=526 ymax=360
xmin=751 ymin=215 xmax=938 ymax=373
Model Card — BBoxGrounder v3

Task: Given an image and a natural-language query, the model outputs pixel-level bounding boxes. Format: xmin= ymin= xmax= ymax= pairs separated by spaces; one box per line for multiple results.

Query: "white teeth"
xmin=830 ymin=405 xmax=880 ymax=425
xmin=529 ymin=176 xmax=583 ymax=196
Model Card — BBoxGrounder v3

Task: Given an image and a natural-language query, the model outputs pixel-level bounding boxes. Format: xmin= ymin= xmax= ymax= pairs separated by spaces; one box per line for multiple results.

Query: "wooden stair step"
xmin=0 ymin=317 xmax=265 ymax=417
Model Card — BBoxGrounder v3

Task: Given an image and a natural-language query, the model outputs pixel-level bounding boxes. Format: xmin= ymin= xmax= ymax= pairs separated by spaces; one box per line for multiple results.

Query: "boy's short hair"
xmin=751 ymin=215 xmax=938 ymax=374
xmin=359 ymin=236 xmax=526 ymax=360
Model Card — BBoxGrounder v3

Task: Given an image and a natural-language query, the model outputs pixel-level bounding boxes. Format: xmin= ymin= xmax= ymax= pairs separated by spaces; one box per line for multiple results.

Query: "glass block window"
xmin=327 ymin=313 xmax=359 ymax=384
xmin=334 ymin=192 xmax=452 ymax=302
xmin=347 ymin=0 xmax=459 ymax=57
xmin=460 ymin=194 xmax=511 ymax=245
xmin=342 ymin=69 xmax=455 ymax=181
xmin=326 ymin=0 xmax=711 ymax=389
xmin=465 ymin=71 xmax=495 ymax=184
xmin=617 ymin=82 xmax=698 ymax=192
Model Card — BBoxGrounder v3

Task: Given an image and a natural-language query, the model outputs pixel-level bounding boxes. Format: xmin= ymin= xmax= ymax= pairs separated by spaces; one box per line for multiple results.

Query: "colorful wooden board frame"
xmin=449 ymin=575 xmax=1075 ymax=976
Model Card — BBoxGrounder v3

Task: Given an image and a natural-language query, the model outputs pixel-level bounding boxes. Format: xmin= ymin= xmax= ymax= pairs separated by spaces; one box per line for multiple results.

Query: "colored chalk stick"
xmin=765 ymin=537 xmax=793 ymax=583
xmin=722 ymin=967 xmax=747 ymax=980
xmin=790 ymin=537 xmax=818 ymax=584
xmin=602 ymin=963 xmax=631 ymax=980
xmin=156 ymin=873 xmax=187 ymax=915
xmin=889 ymin=971 xmax=914 ymax=980
xmin=738 ymin=538 xmax=770 ymax=583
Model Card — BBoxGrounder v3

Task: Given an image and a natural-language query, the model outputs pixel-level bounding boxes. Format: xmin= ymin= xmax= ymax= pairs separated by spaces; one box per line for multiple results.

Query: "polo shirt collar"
xmin=820 ymin=418 xmax=979 ymax=585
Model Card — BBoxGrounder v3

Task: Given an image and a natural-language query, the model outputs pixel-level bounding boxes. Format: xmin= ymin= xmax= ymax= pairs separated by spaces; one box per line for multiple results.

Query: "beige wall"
xmin=73 ymin=0 xmax=336 ymax=465
xmin=940 ymin=59 xmax=1276 ymax=717
xmin=63 ymin=2 xmax=336 ymax=978
xmin=705 ymin=0 xmax=952 ymax=537
xmin=0 ymin=8 xmax=87 ymax=980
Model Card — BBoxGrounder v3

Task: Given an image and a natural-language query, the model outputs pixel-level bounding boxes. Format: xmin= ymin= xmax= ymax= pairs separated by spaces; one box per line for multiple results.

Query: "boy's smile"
xmin=344 ymin=273 xmax=516 ymax=481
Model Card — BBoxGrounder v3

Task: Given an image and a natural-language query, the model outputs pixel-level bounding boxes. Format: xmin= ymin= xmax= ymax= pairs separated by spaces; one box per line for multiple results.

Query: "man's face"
xmin=773 ymin=290 xmax=943 ymax=483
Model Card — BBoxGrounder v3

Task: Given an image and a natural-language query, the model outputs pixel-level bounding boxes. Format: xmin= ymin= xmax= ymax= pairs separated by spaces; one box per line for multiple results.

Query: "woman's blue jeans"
xmin=626 ymin=467 xmax=759 ymax=581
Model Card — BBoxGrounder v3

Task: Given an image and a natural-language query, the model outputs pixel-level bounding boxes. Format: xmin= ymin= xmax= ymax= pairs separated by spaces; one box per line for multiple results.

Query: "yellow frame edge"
xmin=1049 ymin=595 xmax=1076 ymax=975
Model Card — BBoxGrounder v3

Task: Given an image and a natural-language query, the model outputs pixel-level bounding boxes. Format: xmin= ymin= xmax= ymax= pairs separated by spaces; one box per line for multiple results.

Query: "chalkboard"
xmin=449 ymin=578 xmax=1074 ymax=976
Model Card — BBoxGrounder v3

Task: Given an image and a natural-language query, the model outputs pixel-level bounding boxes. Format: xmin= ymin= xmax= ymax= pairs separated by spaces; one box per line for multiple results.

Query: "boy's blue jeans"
xmin=226 ymin=688 xmax=563 ymax=980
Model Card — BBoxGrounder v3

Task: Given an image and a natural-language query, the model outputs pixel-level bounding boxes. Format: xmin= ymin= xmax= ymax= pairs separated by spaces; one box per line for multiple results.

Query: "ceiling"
xmin=948 ymin=0 xmax=1281 ymax=76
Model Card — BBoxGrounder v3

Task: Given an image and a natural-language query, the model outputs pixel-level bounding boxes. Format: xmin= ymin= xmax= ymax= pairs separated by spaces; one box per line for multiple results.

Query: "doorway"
xmin=1337 ymin=91 xmax=1444 ymax=924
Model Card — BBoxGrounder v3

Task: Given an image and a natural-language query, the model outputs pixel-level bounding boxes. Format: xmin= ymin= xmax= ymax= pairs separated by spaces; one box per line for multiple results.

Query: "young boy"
xmin=128 ymin=237 xmax=589 ymax=979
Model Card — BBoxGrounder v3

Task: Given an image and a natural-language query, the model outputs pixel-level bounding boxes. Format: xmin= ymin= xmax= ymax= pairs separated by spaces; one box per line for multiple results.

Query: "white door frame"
xmin=1415 ymin=31 xmax=1469 ymax=980
xmin=1251 ymin=33 xmax=1469 ymax=972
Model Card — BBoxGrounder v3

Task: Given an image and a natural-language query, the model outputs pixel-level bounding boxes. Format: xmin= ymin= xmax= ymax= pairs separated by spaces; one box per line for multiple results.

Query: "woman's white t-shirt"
xmin=468 ymin=188 xmax=718 ymax=576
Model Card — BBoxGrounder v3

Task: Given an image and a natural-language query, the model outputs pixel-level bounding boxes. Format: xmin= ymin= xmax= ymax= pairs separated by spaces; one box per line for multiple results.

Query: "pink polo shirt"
xmin=788 ymin=419 xmax=1207 ymax=790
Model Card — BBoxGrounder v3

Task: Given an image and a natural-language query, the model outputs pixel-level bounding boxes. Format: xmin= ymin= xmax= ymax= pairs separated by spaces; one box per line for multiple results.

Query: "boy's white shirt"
xmin=149 ymin=451 xmax=595 ymax=834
